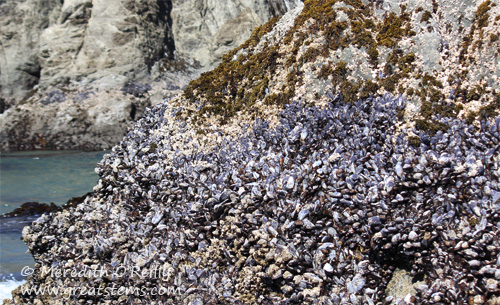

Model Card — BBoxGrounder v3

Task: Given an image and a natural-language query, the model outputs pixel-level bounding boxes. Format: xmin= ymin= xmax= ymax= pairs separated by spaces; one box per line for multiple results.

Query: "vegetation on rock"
xmin=182 ymin=0 xmax=499 ymax=139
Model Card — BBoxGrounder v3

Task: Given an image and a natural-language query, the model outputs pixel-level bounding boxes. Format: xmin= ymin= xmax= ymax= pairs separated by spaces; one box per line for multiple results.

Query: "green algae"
xmin=184 ymin=0 xmax=422 ymax=118
xmin=465 ymin=85 xmax=484 ymax=102
xmin=421 ymin=74 xmax=443 ymax=88
xmin=300 ymin=47 xmax=329 ymax=63
xmin=380 ymin=75 xmax=400 ymax=93
xmin=319 ymin=62 xmax=334 ymax=79
xmin=432 ymin=0 xmax=439 ymax=13
xmin=459 ymin=0 xmax=493 ymax=63
xmin=476 ymin=0 xmax=492 ymax=28
xmin=184 ymin=26 xmax=281 ymax=122
xmin=368 ymin=46 xmax=379 ymax=66
xmin=466 ymin=97 xmax=500 ymax=124
xmin=415 ymin=119 xmax=448 ymax=135
xmin=360 ymin=80 xmax=379 ymax=99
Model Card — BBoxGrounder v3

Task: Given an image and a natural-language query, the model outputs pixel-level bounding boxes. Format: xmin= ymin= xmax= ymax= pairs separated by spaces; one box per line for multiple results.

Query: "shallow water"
xmin=0 ymin=216 xmax=37 ymax=275
xmin=0 ymin=150 xmax=105 ymax=302
xmin=0 ymin=150 xmax=105 ymax=214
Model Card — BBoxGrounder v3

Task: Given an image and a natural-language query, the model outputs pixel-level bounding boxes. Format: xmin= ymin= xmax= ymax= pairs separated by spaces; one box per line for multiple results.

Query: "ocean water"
xmin=0 ymin=278 xmax=25 ymax=301
xmin=0 ymin=150 xmax=105 ymax=302
xmin=0 ymin=150 xmax=106 ymax=214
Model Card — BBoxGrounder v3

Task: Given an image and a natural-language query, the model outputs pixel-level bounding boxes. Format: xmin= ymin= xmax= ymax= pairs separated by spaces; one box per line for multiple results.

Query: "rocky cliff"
xmin=0 ymin=0 xmax=301 ymax=151
xmin=6 ymin=0 xmax=500 ymax=304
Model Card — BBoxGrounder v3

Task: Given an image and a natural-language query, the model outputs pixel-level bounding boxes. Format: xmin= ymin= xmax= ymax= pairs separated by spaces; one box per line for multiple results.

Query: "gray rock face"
xmin=0 ymin=0 xmax=62 ymax=103
xmin=0 ymin=0 xmax=301 ymax=151
xmin=171 ymin=0 xmax=300 ymax=69
xmin=0 ymin=0 xmax=300 ymax=101
xmin=0 ymin=89 xmax=149 ymax=151
xmin=2 ymin=0 xmax=174 ymax=98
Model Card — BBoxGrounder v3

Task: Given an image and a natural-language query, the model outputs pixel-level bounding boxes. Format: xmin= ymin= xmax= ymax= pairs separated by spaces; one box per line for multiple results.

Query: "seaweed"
xmin=300 ymin=47 xmax=328 ymax=63
xmin=368 ymin=46 xmax=379 ymax=66
xmin=476 ymin=0 xmax=492 ymax=28
xmin=318 ymin=63 xmax=334 ymax=79
xmin=421 ymin=74 xmax=443 ymax=88
xmin=332 ymin=61 xmax=349 ymax=83
xmin=459 ymin=0 xmax=493 ymax=63
xmin=376 ymin=12 xmax=412 ymax=48
xmin=408 ymin=136 xmax=421 ymax=147
xmin=360 ymin=80 xmax=379 ymax=99
xmin=184 ymin=39 xmax=280 ymax=122
xmin=420 ymin=11 xmax=432 ymax=23
xmin=415 ymin=119 xmax=448 ymax=135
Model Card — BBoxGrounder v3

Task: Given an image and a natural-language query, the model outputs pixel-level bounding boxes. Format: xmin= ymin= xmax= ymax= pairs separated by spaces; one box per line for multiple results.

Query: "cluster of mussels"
xmin=17 ymin=94 xmax=500 ymax=305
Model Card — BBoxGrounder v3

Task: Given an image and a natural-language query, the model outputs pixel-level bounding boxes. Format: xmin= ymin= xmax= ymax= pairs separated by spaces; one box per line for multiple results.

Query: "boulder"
xmin=6 ymin=1 xmax=500 ymax=304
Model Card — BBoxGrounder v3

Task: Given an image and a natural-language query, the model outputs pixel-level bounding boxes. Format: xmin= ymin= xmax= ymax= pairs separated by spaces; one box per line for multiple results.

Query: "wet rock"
xmin=1 ymin=202 xmax=59 ymax=217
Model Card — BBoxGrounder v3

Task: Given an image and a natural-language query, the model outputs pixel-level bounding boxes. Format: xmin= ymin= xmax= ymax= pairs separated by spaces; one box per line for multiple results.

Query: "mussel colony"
xmin=17 ymin=94 xmax=500 ymax=304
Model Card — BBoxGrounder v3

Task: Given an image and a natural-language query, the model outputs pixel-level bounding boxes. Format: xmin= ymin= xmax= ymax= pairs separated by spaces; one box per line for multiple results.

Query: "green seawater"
xmin=0 ymin=150 xmax=105 ymax=276
xmin=0 ymin=150 xmax=105 ymax=214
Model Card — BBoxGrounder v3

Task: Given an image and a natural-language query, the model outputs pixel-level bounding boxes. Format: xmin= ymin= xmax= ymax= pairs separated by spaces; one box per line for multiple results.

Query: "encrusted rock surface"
xmin=171 ymin=0 xmax=300 ymax=69
xmin=9 ymin=94 xmax=500 ymax=304
xmin=181 ymin=0 xmax=500 ymax=134
xmin=5 ymin=0 xmax=500 ymax=304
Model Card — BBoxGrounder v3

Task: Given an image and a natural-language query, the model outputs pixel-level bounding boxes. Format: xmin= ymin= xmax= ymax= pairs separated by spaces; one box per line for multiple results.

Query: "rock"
xmin=5 ymin=1 xmax=500 ymax=304
xmin=62 ymin=192 xmax=93 ymax=209
xmin=0 ymin=0 xmax=62 ymax=103
xmin=1 ymin=192 xmax=91 ymax=217
xmin=0 ymin=90 xmax=147 ymax=151
xmin=0 ymin=0 xmax=301 ymax=151
xmin=385 ymin=268 xmax=425 ymax=302
xmin=171 ymin=0 xmax=301 ymax=70
xmin=183 ymin=0 xmax=500 ymax=139
xmin=121 ymin=82 xmax=152 ymax=98
xmin=1 ymin=202 xmax=59 ymax=217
